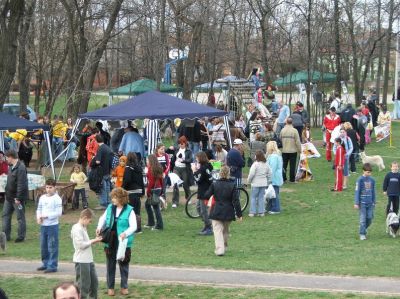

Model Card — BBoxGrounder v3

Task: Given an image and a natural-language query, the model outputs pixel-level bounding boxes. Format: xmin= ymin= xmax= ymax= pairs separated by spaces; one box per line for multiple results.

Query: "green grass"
xmin=2 ymin=123 xmax=400 ymax=279
xmin=0 ymin=276 xmax=393 ymax=299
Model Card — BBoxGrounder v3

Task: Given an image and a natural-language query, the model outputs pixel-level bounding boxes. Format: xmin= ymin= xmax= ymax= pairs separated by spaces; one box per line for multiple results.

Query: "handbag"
xmin=147 ymin=188 xmax=161 ymax=205
xmin=265 ymin=184 xmax=276 ymax=200
xmin=100 ymin=226 xmax=112 ymax=244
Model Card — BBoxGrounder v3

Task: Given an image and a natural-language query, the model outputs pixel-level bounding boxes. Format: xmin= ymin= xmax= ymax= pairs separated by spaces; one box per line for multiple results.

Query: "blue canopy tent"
xmin=0 ymin=112 xmax=55 ymax=178
xmin=78 ymin=91 xmax=231 ymax=154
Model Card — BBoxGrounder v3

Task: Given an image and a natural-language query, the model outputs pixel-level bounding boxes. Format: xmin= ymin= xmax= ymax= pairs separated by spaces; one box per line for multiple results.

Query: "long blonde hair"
xmin=266 ymin=141 xmax=281 ymax=155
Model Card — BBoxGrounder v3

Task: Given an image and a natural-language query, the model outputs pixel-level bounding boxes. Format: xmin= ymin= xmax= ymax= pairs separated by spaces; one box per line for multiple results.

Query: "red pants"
xmin=334 ymin=167 xmax=343 ymax=191
xmin=325 ymin=131 xmax=332 ymax=161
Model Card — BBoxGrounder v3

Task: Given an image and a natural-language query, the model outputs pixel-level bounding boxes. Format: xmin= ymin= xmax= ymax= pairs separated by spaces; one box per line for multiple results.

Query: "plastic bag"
xmin=116 ymin=237 xmax=128 ymax=261
xmin=265 ymin=185 xmax=276 ymax=200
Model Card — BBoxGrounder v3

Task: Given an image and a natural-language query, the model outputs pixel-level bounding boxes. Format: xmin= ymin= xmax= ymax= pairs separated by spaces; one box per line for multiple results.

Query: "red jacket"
xmin=146 ymin=167 xmax=163 ymax=197
xmin=0 ymin=161 xmax=8 ymax=176
xmin=323 ymin=114 xmax=341 ymax=131
xmin=335 ymin=145 xmax=345 ymax=167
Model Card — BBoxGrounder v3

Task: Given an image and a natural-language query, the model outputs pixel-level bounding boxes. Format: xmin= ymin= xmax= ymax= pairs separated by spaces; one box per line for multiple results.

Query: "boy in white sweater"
xmin=36 ymin=179 xmax=63 ymax=273
xmin=71 ymin=209 xmax=102 ymax=298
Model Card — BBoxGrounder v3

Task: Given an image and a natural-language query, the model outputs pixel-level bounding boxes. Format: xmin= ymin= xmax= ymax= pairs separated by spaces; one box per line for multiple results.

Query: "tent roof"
xmin=109 ymin=78 xmax=179 ymax=96
xmin=273 ymin=70 xmax=336 ymax=87
xmin=80 ymin=91 xmax=227 ymax=120
xmin=0 ymin=112 xmax=48 ymax=130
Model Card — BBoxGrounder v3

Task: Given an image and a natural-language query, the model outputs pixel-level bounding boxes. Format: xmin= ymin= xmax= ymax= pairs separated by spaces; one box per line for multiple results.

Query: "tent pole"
xmin=44 ymin=131 xmax=55 ymax=179
xmin=0 ymin=131 xmax=4 ymax=152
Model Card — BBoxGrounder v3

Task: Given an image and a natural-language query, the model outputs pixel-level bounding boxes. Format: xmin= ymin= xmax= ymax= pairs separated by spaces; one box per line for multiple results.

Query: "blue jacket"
xmin=119 ymin=131 xmax=145 ymax=158
xmin=354 ymin=176 xmax=376 ymax=205
xmin=226 ymin=148 xmax=245 ymax=179
xmin=267 ymin=153 xmax=283 ymax=186
xmin=277 ymin=105 xmax=290 ymax=124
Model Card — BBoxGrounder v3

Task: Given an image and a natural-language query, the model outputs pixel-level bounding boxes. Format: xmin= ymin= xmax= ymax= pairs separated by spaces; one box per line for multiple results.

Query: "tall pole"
xmin=395 ymin=18 xmax=399 ymax=102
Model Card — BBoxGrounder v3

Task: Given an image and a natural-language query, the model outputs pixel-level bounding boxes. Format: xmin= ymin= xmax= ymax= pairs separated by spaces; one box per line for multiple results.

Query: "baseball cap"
xmin=233 ymin=139 xmax=243 ymax=145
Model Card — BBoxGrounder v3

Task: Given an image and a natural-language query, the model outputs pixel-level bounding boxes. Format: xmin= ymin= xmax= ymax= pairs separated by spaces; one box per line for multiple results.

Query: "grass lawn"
xmin=1 ymin=122 xmax=400 ymax=280
xmin=0 ymin=276 xmax=394 ymax=299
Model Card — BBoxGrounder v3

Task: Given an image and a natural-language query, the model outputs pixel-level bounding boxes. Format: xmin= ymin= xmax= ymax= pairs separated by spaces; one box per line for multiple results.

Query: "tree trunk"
xmin=18 ymin=0 xmax=36 ymax=113
xmin=333 ymin=0 xmax=342 ymax=95
xmin=382 ymin=0 xmax=394 ymax=105
xmin=0 ymin=0 xmax=25 ymax=109
xmin=260 ymin=17 xmax=270 ymax=83
xmin=375 ymin=0 xmax=383 ymax=98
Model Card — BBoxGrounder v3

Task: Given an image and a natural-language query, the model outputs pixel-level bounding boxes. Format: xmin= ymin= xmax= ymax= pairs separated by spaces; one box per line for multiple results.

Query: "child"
xmin=36 ymin=178 xmax=63 ymax=273
xmin=112 ymin=156 xmax=127 ymax=188
xmin=301 ymin=123 xmax=312 ymax=143
xmin=354 ymin=163 xmax=376 ymax=240
xmin=70 ymin=164 xmax=88 ymax=209
xmin=71 ymin=208 xmax=102 ymax=299
xmin=332 ymin=137 xmax=345 ymax=192
xmin=383 ymin=161 xmax=400 ymax=215
xmin=192 ymin=151 xmax=213 ymax=235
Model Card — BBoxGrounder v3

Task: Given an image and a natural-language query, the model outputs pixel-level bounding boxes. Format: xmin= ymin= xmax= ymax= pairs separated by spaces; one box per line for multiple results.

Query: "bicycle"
xmin=185 ymin=185 xmax=249 ymax=219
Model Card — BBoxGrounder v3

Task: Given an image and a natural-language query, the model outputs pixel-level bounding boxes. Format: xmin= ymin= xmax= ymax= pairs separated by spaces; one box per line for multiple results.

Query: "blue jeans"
xmin=99 ymin=175 xmax=111 ymax=207
xmin=40 ymin=224 xmax=59 ymax=270
xmin=359 ymin=203 xmax=374 ymax=236
xmin=250 ymin=186 xmax=266 ymax=214
xmin=343 ymin=156 xmax=349 ymax=176
xmin=52 ymin=137 xmax=64 ymax=159
xmin=271 ymin=102 xmax=279 ymax=113
xmin=394 ymin=100 xmax=400 ymax=119
xmin=145 ymin=189 xmax=163 ymax=229
xmin=269 ymin=185 xmax=281 ymax=212
xmin=189 ymin=142 xmax=200 ymax=159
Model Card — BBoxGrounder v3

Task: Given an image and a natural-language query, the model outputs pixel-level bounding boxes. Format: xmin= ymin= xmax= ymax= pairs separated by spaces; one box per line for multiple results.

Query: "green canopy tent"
xmin=109 ymin=78 xmax=179 ymax=96
xmin=273 ymin=70 xmax=336 ymax=87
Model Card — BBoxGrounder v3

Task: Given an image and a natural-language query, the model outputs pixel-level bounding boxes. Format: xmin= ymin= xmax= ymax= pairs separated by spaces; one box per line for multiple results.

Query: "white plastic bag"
xmin=265 ymin=185 xmax=276 ymax=200
xmin=116 ymin=237 xmax=128 ymax=261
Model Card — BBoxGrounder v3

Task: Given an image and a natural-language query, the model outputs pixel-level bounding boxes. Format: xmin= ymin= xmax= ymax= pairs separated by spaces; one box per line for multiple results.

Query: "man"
xmin=340 ymin=103 xmax=356 ymax=123
xmin=323 ymin=107 xmax=341 ymax=162
xmin=2 ymin=150 xmax=28 ymax=242
xmin=276 ymin=100 xmax=290 ymax=136
xmin=330 ymin=91 xmax=342 ymax=112
xmin=52 ymin=115 xmax=67 ymax=159
xmin=53 ymin=282 xmax=81 ymax=299
xmin=118 ymin=126 xmax=145 ymax=161
xmin=280 ymin=118 xmax=301 ymax=183
xmin=354 ymin=109 xmax=368 ymax=151
xmin=226 ymin=139 xmax=245 ymax=187
xmin=94 ymin=135 xmax=112 ymax=209
xmin=296 ymin=102 xmax=309 ymax=125
xmin=179 ymin=119 xmax=201 ymax=158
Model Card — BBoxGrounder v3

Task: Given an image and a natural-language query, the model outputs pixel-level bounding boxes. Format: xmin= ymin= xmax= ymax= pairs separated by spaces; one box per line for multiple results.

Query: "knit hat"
xmin=119 ymin=156 xmax=127 ymax=163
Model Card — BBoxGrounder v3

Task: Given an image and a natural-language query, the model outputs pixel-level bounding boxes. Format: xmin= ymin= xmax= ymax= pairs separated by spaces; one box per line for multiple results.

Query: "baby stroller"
xmin=386 ymin=212 xmax=400 ymax=238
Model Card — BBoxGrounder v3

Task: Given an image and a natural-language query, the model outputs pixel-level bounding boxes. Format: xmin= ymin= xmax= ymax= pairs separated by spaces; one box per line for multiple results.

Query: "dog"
xmin=359 ymin=151 xmax=385 ymax=171
xmin=386 ymin=212 xmax=400 ymax=238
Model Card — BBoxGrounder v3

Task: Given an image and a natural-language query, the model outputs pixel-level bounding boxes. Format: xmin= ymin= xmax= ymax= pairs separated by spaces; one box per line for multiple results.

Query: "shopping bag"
xmin=265 ymin=185 xmax=276 ymax=200
xmin=116 ymin=237 xmax=128 ymax=261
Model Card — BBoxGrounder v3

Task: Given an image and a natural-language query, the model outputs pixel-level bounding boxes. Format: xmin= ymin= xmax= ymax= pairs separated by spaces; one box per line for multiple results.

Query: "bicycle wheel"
xmin=185 ymin=192 xmax=201 ymax=218
xmin=238 ymin=187 xmax=249 ymax=212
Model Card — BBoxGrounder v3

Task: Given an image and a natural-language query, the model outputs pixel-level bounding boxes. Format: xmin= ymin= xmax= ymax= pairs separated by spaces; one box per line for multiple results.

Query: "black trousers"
xmin=282 ymin=152 xmax=297 ymax=182
xmin=386 ymin=196 xmax=399 ymax=215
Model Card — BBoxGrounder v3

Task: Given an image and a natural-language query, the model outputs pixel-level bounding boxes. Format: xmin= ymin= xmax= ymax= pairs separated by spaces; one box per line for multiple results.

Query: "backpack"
xmin=88 ymin=165 xmax=103 ymax=193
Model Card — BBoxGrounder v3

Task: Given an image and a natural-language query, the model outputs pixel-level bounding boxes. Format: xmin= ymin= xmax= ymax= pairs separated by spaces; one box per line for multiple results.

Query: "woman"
xmin=214 ymin=144 xmax=227 ymax=165
xmin=18 ymin=135 xmax=33 ymax=167
xmin=249 ymin=132 xmax=265 ymax=167
xmin=122 ymin=152 xmax=144 ymax=233
xmin=343 ymin=122 xmax=359 ymax=173
xmin=210 ymin=117 xmax=227 ymax=150
xmin=145 ymin=154 xmax=164 ymax=230
xmin=156 ymin=144 xmax=171 ymax=208
xmin=266 ymin=141 xmax=283 ymax=214
xmin=96 ymin=188 xmax=136 ymax=296
xmin=377 ymin=104 xmax=391 ymax=125
xmin=262 ymin=123 xmax=275 ymax=143
xmin=192 ymin=151 xmax=213 ymax=235
xmin=204 ymin=166 xmax=243 ymax=256
xmin=247 ymin=150 xmax=271 ymax=217
xmin=171 ymin=136 xmax=193 ymax=208
xmin=248 ymin=112 xmax=262 ymax=142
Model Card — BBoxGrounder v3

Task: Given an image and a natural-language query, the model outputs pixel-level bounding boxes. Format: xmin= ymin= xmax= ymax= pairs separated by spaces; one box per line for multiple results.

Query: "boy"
xmin=354 ymin=163 xmax=376 ymax=240
xmin=71 ymin=209 xmax=102 ymax=299
xmin=383 ymin=161 xmax=400 ymax=215
xmin=36 ymin=179 xmax=63 ymax=273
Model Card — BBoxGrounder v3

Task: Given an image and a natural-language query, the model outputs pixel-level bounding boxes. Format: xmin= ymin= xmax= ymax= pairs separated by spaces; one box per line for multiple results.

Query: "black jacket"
xmin=193 ymin=163 xmax=213 ymax=200
xmin=5 ymin=161 xmax=28 ymax=202
xmin=122 ymin=164 xmax=145 ymax=195
xmin=345 ymin=128 xmax=359 ymax=151
xmin=383 ymin=172 xmax=400 ymax=196
xmin=204 ymin=179 xmax=242 ymax=221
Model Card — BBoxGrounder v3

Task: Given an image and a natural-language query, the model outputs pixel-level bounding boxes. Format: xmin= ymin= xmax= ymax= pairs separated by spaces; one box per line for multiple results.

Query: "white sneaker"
xmin=248 ymin=213 xmax=255 ymax=217
xmin=172 ymin=203 xmax=177 ymax=208
xmin=360 ymin=235 xmax=367 ymax=240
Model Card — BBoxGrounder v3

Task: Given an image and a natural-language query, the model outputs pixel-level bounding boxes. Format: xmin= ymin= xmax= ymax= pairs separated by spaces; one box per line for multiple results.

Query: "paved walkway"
xmin=1 ymin=259 xmax=400 ymax=296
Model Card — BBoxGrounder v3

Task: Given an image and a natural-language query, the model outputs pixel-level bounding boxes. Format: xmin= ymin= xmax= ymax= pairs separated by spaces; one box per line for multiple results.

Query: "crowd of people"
xmin=1 ymin=82 xmax=400 ymax=298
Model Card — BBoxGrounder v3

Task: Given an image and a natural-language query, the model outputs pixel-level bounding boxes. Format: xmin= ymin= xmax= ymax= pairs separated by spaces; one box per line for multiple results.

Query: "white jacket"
xmin=247 ymin=161 xmax=272 ymax=187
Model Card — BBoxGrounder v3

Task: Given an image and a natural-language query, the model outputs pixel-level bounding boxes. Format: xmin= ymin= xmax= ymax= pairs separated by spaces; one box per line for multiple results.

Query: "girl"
xmin=145 ymin=154 xmax=164 ymax=230
xmin=122 ymin=152 xmax=144 ymax=234
xmin=247 ymin=150 xmax=272 ymax=217
xmin=266 ymin=141 xmax=283 ymax=214
xmin=214 ymin=144 xmax=227 ymax=165
xmin=70 ymin=164 xmax=88 ymax=209
xmin=332 ymin=137 xmax=345 ymax=192
xmin=249 ymin=112 xmax=262 ymax=142
xmin=192 ymin=151 xmax=213 ymax=235
xmin=112 ymin=156 xmax=127 ymax=188
xmin=301 ymin=123 xmax=312 ymax=143
xmin=155 ymin=144 xmax=171 ymax=208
